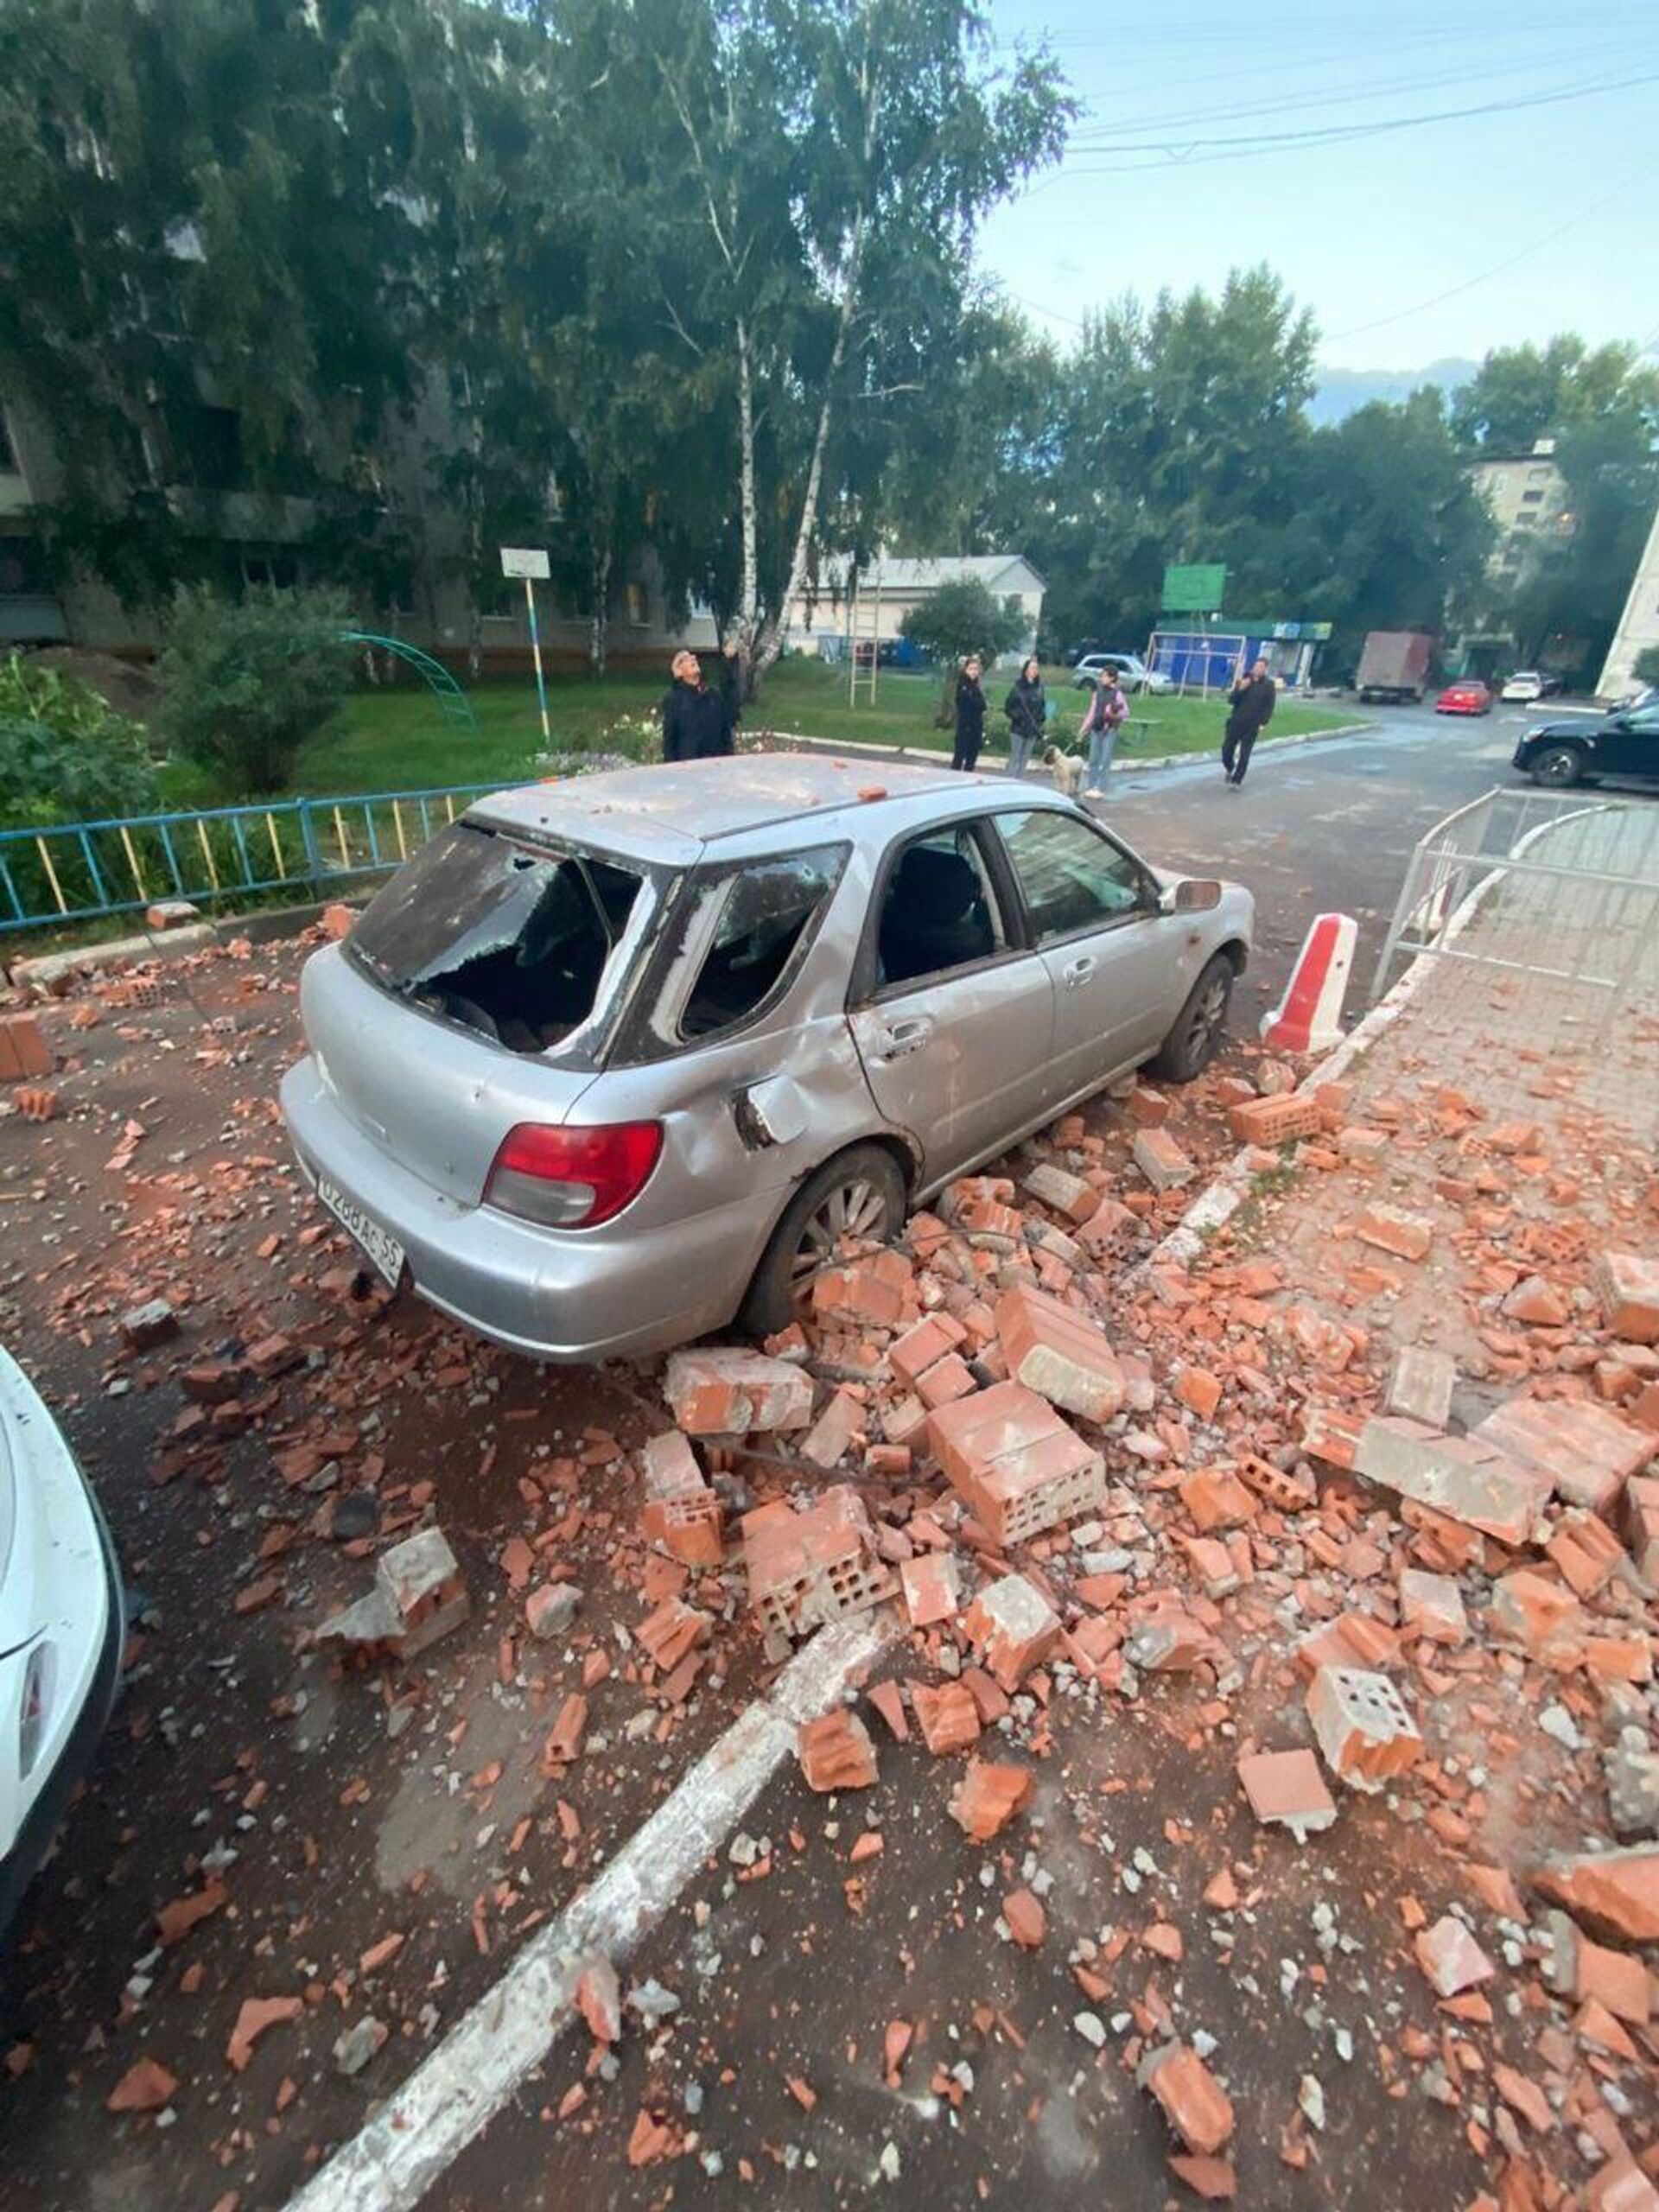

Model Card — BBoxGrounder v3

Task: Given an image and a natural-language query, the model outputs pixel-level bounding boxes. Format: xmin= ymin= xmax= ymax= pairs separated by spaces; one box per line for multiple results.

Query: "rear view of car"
xmin=1435 ymin=681 xmax=1491 ymax=716
xmin=0 ymin=1349 xmax=124 ymax=1933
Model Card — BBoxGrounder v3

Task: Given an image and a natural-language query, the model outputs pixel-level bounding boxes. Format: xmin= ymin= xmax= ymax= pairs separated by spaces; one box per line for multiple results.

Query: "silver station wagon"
xmin=280 ymin=756 xmax=1253 ymax=1362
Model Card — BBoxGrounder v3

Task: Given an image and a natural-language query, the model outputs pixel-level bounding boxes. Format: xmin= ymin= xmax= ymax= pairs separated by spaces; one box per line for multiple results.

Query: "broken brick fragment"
xmin=899 ymin=1550 xmax=961 ymax=1629
xmin=1022 ymin=1160 xmax=1100 ymax=1224
xmin=1474 ymin=1395 xmax=1653 ymax=1517
xmin=1179 ymin=1465 xmax=1256 ymax=1534
xmin=574 ymin=1956 xmax=621 ymax=2043
xmin=1002 ymin=1885 xmax=1046 ymax=1948
xmin=1138 ymin=2041 xmax=1236 ymax=2156
xmin=1306 ymin=1664 xmax=1422 ymax=1792
xmin=1593 ymin=1251 xmax=1659 ymax=1344
xmin=1543 ymin=1910 xmax=1650 ymax=2024
xmin=1236 ymin=1749 xmax=1336 ymax=1840
xmin=947 ymin=1758 xmax=1033 ymax=1841
xmin=1533 ymin=1846 xmax=1659 ymax=1943
xmin=797 ymin=1708 xmax=879 ymax=1792
xmin=1397 ymin=1567 xmax=1467 ymax=1646
xmin=742 ymin=1486 xmax=895 ymax=1641
xmin=995 ymin=1285 xmax=1125 ymax=1422
xmin=912 ymin=1681 xmax=982 ymax=1756
xmin=0 ymin=1012 xmax=52 ymax=1084
xmin=1414 ymin=1914 xmax=1494 ymax=1998
xmin=1353 ymin=1204 xmax=1433 ymax=1262
xmin=663 ymin=1347 xmax=813 ymax=1436
xmin=636 ymin=1596 xmax=710 ymax=1675
xmin=866 ymin=1680 xmax=910 ymax=1742
xmin=1384 ymin=1344 xmax=1456 ymax=1428
xmin=1489 ymin=1568 xmax=1584 ymax=1669
xmin=106 ymin=2056 xmax=180 ymax=2113
xmin=962 ymin=1573 xmax=1060 ymax=1690
xmin=226 ymin=1995 xmax=303 ymax=2073
xmin=1132 ymin=1127 xmax=1195 ymax=1192
xmin=890 ymin=1313 xmax=968 ymax=1387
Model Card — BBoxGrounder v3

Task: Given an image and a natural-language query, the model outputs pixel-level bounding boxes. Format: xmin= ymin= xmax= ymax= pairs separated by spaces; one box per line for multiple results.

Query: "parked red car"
xmin=1435 ymin=680 xmax=1492 ymax=716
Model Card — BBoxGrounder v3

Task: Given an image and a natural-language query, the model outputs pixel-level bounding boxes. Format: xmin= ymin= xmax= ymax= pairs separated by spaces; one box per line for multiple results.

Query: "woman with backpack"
xmin=1001 ymin=656 xmax=1046 ymax=777
xmin=1077 ymin=666 xmax=1128 ymax=796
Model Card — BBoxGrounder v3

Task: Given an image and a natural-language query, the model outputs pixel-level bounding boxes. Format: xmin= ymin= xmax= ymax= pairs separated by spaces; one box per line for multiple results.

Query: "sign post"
xmin=500 ymin=548 xmax=552 ymax=747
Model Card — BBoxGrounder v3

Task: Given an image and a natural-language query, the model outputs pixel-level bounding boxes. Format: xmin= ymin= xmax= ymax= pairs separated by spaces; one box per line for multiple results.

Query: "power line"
xmin=1044 ymin=59 xmax=1659 ymax=175
xmin=1321 ymin=162 xmax=1659 ymax=341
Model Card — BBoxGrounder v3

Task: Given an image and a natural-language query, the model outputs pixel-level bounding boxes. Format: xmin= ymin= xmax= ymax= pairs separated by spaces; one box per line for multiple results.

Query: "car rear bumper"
xmin=280 ymin=1056 xmax=772 ymax=1363
xmin=0 ymin=1421 xmax=124 ymax=1938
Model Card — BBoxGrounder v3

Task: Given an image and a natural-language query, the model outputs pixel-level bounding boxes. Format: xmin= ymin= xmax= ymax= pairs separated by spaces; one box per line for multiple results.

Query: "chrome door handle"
xmin=1062 ymin=956 xmax=1097 ymax=988
xmin=877 ymin=1017 xmax=932 ymax=1059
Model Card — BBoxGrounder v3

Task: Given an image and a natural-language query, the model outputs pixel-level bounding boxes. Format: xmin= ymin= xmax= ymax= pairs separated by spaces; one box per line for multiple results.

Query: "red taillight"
xmin=483 ymin=1121 xmax=664 ymax=1230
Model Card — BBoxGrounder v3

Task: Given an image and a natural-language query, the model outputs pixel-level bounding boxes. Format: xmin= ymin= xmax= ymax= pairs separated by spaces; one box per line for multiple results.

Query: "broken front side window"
xmin=349 ymin=820 xmax=652 ymax=1057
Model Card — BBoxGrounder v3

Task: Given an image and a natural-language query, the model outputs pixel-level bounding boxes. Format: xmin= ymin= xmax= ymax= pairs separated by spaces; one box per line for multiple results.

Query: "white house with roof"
xmin=783 ymin=552 xmax=1046 ymax=664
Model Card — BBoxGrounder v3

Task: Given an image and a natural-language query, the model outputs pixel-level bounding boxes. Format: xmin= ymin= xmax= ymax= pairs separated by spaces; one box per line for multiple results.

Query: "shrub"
xmin=0 ymin=652 xmax=158 ymax=830
xmin=158 ymin=584 xmax=353 ymax=796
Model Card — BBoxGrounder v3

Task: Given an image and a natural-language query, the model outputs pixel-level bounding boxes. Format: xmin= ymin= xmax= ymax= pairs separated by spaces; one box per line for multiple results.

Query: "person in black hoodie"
xmin=951 ymin=654 xmax=987 ymax=772
xmin=1001 ymin=655 xmax=1046 ymax=777
xmin=1221 ymin=656 xmax=1276 ymax=787
xmin=661 ymin=649 xmax=733 ymax=763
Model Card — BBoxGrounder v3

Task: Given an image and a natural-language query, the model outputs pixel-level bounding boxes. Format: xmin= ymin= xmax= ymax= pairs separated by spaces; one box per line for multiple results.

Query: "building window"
xmin=626 ymin=580 xmax=648 ymax=626
xmin=237 ymin=548 xmax=300 ymax=592
xmin=1520 ymin=489 xmax=1543 ymax=505
xmin=0 ymin=535 xmax=50 ymax=596
xmin=0 ymin=410 xmax=17 ymax=475
xmin=173 ymin=403 xmax=246 ymax=490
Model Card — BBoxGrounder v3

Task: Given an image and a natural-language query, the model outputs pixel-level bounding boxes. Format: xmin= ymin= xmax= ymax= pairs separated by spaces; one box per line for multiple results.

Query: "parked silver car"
xmin=281 ymin=757 xmax=1253 ymax=1362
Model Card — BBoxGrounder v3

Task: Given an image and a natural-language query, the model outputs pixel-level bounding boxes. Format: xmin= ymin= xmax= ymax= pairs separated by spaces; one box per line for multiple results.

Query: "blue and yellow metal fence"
xmin=0 ymin=782 xmax=506 ymax=938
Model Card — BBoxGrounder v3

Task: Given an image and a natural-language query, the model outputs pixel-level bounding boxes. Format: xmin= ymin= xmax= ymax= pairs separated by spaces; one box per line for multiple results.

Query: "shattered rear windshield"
xmin=348 ymin=820 xmax=650 ymax=1058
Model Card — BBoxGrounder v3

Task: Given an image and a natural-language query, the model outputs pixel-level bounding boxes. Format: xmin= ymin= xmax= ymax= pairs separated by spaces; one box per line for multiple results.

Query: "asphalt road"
xmin=1094 ymin=699 xmax=1554 ymax=1011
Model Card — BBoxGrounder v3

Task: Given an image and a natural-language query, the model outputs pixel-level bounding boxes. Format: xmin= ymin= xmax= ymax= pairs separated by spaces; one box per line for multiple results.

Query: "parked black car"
xmin=1512 ymin=701 xmax=1659 ymax=788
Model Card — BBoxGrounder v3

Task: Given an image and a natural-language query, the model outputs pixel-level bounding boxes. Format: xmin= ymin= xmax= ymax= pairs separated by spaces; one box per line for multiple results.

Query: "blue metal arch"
xmin=342 ymin=631 xmax=478 ymax=735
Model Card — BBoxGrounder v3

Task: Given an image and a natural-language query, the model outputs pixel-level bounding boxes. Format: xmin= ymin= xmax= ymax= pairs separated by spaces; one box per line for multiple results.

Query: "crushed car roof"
xmin=471 ymin=754 xmax=971 ymax=865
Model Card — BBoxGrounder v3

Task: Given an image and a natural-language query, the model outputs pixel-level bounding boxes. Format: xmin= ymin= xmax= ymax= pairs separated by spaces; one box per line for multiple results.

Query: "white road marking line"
xmin=283 ymin=1611 xmax=896 ymax=2212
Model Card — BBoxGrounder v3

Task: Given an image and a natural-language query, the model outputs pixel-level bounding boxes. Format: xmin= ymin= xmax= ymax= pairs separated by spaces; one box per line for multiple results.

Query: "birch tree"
xmin=619 ymin=0 xmax=1069 ymax=691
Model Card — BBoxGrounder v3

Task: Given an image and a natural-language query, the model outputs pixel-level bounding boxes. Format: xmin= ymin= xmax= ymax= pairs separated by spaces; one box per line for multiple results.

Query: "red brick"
xmin=914 ymin=1352 xmax=977 ymax=1410
xmin=866 ymin=1680 xmax=909 ymax=1741
xmin=1002 ymin=1885 xmax=1046 ymax=1948
xmin=1490 ymin=1568 xmax=1584 ymax=1668
xmin=1132 ymin=1127 xmax=1195 ymax=1192
xmin=14 ymin=1086 xmax=60 ymax=1122
xmin=1179 ymin=1465 xmax=1256 ymax=1532
xmin=811 ymin=1255 xmax=912 ymax=1330
xmin=890 ymin=1313 xmax=967 ymax=1388
xmin=1535 ymin=1847 xmax=1659 ymax=1942
xmin=1594 ymin=1252 xmax=1659 ymax=1344
xmin=321 ymin=902 xmax=357 ymax=940
xmin=797 ymin=1708 xmax=879 ymax=1791
xmin=0 ymin=1013 xmax=51 ymax=1083
xmin=1226 ymin=1093 xmax=1322 ymax=1147
xmin=947 ymin=1758 xmax=1033 ymax=1841
xmin=1547 ymin=1510 xmax=1625 ymax=1598
xmin=899 ymin=1551 xmax=961 ymax=1628
xmin=1544 ymin=1910 xmax=1650 ymax=2024
xmin=664 ymin=1348 xmax=814 ymax=1436
xmin=1236 ymin=1748 xmax=1336 ymax=1838
xmin=1306 ymin=1664 xmax=1422 ymax=1791
xmin=926 ymin=1380 xmax=1104 ymax=1547
xmin=1296 ymin=1613 xmax=1400 ymax=1677
xmin=800 ymin=1387 xmax=865 ymax=1467
xmin=1354 ymin=1205 xmax=1433 ymax=1262
xmin=912 ymin=1680 xmax=982 ymax=1756
xmin=1022 ymin=1160 xmax=1100 ymax=1224
xmin=1397 ymin=1567 xmax=1467 ymax=1645
xmin=1414 ymin=1914 xmax=1494 ymax=1997
xmin=1139 ymin=2043 xmax=1235 ymax=2156
xmin=743 ymin=1486 xmax=894 ymax=1639
xmin=1173 ymin=1366 xmax=1224 ymax=1422
xmin=1125 ymin=1084 xmax=1172 ymax=1128
xmin=962 ymin=1573 xmax=1060 ymax=1690
xmin=995 ymin=1285 xmax=1124 ymax=1422
xmin=636 ymin=1596 xmax=710 ymax=1674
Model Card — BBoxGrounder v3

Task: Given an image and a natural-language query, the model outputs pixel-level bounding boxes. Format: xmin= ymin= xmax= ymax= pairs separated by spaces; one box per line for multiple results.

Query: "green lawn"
xmin=155 ymin=658 xmax=1356 ymax=807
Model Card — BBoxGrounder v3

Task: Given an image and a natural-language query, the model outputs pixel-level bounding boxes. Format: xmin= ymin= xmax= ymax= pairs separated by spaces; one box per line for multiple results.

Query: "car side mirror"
xmin=1160 ymin=878 xmax=1222 ymax=914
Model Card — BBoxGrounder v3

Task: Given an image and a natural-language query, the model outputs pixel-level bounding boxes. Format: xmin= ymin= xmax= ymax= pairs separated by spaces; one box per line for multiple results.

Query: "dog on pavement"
xmin=1042 ymin=743 xmax=1085 ymax=798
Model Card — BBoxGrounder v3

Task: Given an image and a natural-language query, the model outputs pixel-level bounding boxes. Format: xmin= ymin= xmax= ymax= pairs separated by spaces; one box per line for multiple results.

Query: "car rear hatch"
xmin=300 ymin=818 xmax=675 ymax=1206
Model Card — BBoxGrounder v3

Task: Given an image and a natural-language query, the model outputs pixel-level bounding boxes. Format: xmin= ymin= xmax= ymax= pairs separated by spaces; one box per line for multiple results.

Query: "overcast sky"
xmin=976 ymin=0 xmax=1659 ymax=374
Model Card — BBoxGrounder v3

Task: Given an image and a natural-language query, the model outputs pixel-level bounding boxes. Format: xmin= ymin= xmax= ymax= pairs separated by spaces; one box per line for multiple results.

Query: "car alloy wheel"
xmin=1530 ymin=745 xmax=1582 ymax=787
xmin=791 ymin=1175 xmax=893 ymax=1283
xmin=1186 ymin=969 xmax=1230 ymax=1060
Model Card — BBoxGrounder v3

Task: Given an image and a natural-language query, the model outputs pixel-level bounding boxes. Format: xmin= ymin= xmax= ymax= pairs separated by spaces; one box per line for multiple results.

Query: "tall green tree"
xmin=1451 ymin=336 xmax=1659 ymax=452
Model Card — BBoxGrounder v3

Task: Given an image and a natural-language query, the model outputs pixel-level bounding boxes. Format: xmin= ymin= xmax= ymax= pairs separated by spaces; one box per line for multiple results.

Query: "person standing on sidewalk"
xmin=951 ymin=655 xmax=987 ymax=772
xmin=662 ymin=649 xmax=733 ymax=762
xmin=1222 ymin=656 xmax=1275 ymax=787
xmin=1001 ymin=656 xmax=1046 ymax=777
xmin=1077 ymin=665 xmax=1128 ymax=796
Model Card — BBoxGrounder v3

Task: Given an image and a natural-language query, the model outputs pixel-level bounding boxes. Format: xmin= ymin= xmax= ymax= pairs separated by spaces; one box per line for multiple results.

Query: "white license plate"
xmin=315 ymin=1175 xmax=406 ymax=1288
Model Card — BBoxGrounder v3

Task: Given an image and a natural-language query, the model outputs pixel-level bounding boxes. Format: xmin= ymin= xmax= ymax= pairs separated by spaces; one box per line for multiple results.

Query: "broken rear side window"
xmin=679 ymin=846 xmax=846 ymax=1042
xmin=350 ymin=820 xmax=646 ymax=1056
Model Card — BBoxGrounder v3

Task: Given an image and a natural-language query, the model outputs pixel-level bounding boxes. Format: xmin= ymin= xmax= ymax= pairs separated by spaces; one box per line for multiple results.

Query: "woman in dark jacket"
xmin=951 ymin=654 xmax=987 ymax=772
xmin=661 ymin=649 xmax=734 ymax=763
xmin=1001 ymin=656 xmax=1046 ymax=777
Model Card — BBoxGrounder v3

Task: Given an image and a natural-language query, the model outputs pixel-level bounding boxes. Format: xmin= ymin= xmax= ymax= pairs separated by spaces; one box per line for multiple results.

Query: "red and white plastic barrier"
xmin=1260 ymin=912 xmax=1357 ymax=1054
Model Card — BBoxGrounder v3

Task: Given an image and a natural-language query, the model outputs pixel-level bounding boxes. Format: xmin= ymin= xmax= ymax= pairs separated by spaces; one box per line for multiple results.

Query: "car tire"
xmin=1529 ymin=744 xmax=1584 ymax=788
xmin=1148 ymin=952 xmax=1235 ymax=1084
xmin=739 ymin=1142 xmax=908 ymax=1336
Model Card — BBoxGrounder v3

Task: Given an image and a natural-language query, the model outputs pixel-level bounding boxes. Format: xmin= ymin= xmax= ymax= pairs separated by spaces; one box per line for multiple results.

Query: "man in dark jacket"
xmin=1221 ymin=657 xmax=1276 ymax=788
xmin=662 ymin=649 xmax=734 ymax=763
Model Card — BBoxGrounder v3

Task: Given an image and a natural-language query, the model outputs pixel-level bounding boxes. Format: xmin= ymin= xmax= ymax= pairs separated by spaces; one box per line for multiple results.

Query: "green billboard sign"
xmin=1161 ymin=563 xmax=1227 ymax=614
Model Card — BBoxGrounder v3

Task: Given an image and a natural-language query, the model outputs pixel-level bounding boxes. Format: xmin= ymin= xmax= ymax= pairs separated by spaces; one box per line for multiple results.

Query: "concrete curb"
xmin=4 ymin=897 xmax=353 ymax=994
xmin=765 ymin=721 xmax=1372 ymax=779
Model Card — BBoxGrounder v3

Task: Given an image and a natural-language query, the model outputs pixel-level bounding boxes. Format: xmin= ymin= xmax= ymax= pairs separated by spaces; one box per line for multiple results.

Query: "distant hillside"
xmin=1310 ymin=358 xmax=1478 ymax=426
